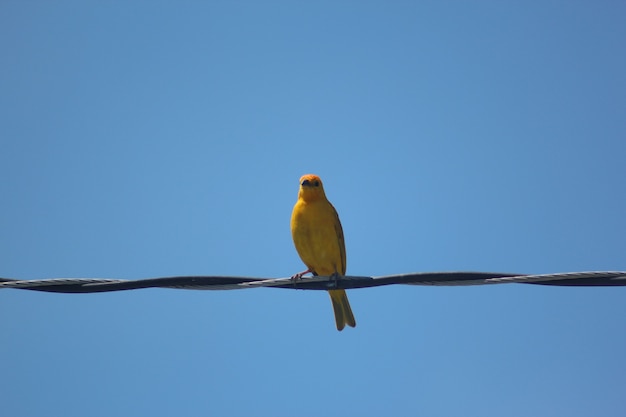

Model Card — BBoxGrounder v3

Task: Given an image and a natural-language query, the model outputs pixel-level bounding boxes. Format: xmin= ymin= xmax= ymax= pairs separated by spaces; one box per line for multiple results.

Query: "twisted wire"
xmin=2 ymin=271 xmax=625 ymax=293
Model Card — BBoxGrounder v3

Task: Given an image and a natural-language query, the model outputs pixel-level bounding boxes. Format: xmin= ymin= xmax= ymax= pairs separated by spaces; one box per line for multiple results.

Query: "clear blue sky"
xmin=2 ymin=2 xmax=625 ymax=416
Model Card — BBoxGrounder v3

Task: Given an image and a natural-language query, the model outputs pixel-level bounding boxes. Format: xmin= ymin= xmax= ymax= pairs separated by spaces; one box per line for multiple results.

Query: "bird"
xmin=290 ymin=174 xmax=356 ymax=331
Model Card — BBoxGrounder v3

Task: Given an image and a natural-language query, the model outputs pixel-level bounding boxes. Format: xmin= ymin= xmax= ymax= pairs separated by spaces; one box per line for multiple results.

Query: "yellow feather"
xmin=291 ymin=174 xmax=356 ymax=331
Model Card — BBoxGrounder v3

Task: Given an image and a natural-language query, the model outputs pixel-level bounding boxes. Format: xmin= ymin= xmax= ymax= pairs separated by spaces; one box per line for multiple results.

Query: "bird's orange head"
xmin=297 ymin=174 xmax=327 ymax=202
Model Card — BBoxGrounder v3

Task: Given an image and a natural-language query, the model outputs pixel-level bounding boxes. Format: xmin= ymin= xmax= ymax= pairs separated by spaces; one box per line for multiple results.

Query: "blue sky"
xmin=2 ymin=1 xmax=625 ymax=416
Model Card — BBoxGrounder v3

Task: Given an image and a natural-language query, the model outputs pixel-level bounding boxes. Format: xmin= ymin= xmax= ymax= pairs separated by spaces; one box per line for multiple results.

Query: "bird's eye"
xmin=314 ymin=180 xmax=320 ymax=187
xmin=301 ymin=179 xmax=310 ymax=186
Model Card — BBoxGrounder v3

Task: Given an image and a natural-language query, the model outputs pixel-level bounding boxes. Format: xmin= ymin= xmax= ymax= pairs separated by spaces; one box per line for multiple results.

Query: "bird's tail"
xmin=328 ymin=289 xmax=356 ymax=331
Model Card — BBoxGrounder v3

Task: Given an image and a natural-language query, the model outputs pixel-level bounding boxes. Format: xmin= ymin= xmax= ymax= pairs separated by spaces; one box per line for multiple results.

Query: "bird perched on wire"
xmin=290 ymin=174 xmax=356 ymax=331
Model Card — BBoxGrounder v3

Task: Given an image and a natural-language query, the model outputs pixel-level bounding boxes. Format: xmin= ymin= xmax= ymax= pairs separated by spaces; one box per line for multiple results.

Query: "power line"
xmin=1 ymin=271 xmax=625 ymax=293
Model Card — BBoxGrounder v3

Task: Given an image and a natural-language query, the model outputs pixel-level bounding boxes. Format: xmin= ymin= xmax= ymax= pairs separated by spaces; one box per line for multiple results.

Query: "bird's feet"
xmin=291 ymin=269 xmax=311 ymax=283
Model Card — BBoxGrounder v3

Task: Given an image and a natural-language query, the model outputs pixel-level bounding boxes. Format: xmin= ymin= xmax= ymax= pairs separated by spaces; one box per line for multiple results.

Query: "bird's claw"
xmin=290 ymin=272 xmax=304 ymax=281
xmin=290 ymin=269 xmax=311 ymax=287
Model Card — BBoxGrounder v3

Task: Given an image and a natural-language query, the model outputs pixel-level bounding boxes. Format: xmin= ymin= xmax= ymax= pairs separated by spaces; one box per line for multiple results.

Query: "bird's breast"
xmin=291 ymin=200 xmax=344 ymax=276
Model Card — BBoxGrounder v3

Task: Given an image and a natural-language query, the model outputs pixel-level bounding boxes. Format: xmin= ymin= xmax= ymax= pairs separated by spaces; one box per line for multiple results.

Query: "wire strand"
xmin=1 ymin=271 xmax=625 ymax=293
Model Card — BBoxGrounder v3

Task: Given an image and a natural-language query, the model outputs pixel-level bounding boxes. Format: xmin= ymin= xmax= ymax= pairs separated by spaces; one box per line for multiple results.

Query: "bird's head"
xmin=298 ymin=174 xmax=327 ymax=201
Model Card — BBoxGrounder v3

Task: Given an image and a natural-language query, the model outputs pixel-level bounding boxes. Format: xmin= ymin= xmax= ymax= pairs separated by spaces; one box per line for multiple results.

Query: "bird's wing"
xmin=330 ymin=202 xmax=347 ymax=275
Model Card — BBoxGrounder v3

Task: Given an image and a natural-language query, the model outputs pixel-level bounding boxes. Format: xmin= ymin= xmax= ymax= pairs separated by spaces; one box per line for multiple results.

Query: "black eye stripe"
xmin=301 ymin=179 xmax=321 ymax=187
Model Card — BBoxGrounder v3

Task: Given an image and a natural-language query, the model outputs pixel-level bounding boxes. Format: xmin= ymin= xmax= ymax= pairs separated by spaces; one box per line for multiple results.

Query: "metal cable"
xmin=1 ymin=271 xmax=625 ymax=293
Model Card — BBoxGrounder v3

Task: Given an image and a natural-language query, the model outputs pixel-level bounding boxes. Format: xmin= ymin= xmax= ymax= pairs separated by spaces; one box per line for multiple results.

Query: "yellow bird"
xmin=290 ymin=174 xmax=356 ymax=331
